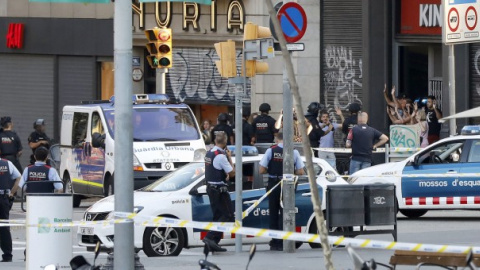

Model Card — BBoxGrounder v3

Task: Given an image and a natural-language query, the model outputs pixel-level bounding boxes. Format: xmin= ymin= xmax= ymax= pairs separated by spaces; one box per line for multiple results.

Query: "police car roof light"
xmin=461 ymin=125 xmax=480 ymax=135
xmin=226 ymin=145 xmax=259 ymax=157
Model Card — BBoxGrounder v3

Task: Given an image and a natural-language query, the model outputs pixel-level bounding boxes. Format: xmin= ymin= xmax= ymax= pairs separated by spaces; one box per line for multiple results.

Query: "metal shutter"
xmin=166 ymin=48 xmax=250 ymax=105
xmin=0 ymin=54 xmax=55 ymax=168
xmin=321 ymin=0 xmax=363 ymax=109
xmin=470 ymin=44 xmax=480 ymax=125
xmin=58 ymin=56 xmax=97 ymax=123
xmin=321 ymin=0 xmax=363 ymax=147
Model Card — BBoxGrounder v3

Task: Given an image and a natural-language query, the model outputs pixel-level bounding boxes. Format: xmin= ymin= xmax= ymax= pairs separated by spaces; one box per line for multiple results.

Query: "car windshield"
xmin=142 ymin=162 xmax=205 ymax=192
xmin=103 ymin=107 xmax=200 ymax=141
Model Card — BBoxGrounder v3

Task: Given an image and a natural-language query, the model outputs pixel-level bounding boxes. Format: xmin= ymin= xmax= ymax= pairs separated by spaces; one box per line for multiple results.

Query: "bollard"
xmin=26 ymin=194 xmax=73 ymax=269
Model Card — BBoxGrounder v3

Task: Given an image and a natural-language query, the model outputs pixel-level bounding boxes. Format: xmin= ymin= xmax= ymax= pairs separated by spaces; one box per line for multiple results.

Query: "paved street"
xmin=4 ymin=200 xmax=480 ymax=269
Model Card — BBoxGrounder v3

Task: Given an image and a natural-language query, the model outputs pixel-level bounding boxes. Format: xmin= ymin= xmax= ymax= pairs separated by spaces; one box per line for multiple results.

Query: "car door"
xmin=70 ymin=111 xmax=89 ymax=194
xmin=86 ymin=111 xmax=107 ymax=195
xmin=402 ymin=140 xmax=466 ymax=201
xmin=456 ymin=139 xmax=480 ymax=202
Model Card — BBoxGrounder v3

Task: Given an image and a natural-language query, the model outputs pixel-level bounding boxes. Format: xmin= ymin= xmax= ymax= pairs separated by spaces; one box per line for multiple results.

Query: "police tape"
xmin=242 ymin=180 xmax=282 ymax=219
xmin=2 ymin=214 xmax=480 ymax=254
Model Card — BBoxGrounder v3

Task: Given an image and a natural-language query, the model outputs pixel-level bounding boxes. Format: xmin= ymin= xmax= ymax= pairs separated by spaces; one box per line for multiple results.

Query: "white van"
xmin=59 ymin=94 xmax=206 ymax=207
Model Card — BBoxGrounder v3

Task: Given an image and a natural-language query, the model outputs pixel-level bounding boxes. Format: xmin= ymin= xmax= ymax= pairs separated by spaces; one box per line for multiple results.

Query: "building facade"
xmin=0 ymin=0 xmax=320 ymax=166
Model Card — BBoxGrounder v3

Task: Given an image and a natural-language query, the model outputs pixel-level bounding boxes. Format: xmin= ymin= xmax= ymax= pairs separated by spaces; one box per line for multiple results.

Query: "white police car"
xmin=349 ymin=127 xmax=480 ymax=218
xmin=78 ymin=147 xmax=348 ymax=256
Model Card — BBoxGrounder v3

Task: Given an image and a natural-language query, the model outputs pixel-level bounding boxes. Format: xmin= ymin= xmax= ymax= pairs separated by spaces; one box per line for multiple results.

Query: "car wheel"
xmin=63 ymin=173 xmax=82 ymax=208
xmin=143 ymin=227 xmax=185 ymax=257
xmin=103 ymin=174 xmax=114 ymax=197
xmin=399 ymin=209 xmax=428 ymax=218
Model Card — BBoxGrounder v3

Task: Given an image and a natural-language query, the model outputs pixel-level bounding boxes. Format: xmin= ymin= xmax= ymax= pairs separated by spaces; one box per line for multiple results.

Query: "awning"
xmin=439 ymin=106 xmax=480 ymax=122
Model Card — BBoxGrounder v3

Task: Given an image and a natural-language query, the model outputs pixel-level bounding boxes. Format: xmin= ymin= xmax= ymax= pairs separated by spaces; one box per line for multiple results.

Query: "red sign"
xmin=400 ymin=0 xmax=441 ymax=35
xmin=6 ymin=23 xmax=24 ymax=49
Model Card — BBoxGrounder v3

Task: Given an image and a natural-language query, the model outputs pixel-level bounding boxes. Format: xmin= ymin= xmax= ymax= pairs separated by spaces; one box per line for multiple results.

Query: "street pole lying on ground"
xmin=265 ymin=0 xmax=335 ymax=269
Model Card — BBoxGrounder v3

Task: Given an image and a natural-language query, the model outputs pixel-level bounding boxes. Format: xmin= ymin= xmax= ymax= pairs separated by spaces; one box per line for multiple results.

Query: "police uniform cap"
xmin=243 ymin=107 xmax=251 ymax=117
xmin=259 ymin=103 xmax=271 ymax=112
xmin=33 ymin=118 xmax=45 ymax=128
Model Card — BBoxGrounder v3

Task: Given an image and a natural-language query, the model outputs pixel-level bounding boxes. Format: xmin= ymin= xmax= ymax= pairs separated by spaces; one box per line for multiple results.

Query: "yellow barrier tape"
xmin=2 ymin=213 xmax=480 ymax=254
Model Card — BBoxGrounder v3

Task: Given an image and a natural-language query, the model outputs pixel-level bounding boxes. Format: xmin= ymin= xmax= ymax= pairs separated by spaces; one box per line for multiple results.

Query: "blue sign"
xmin=277 ymin=2 xmax=307 ymax=43
xmin=449 ymin=0 xmax=476 ymax=4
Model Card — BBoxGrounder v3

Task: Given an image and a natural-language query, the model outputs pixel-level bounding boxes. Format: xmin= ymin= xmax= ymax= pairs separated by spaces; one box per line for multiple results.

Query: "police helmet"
xmin=218 ymin=113 xmax=228 ymax=122
xmin=0 ymin=116 xmax=11 ymax=127
xmin=307 ymin=102 xmax=323 ymax=115
xmin=259 ymin=103 xmax=271 ymax=112
xmin=33 ymin=119 xmax=45 ymax=129
xmin=348 ymin=103 xmax=361 ymax=113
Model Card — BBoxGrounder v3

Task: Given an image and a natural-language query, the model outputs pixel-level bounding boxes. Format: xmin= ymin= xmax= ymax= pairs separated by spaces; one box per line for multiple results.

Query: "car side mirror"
xmin=413 ymin=155 xmax=420 ymax=167
xmin=91 ymin=132 xmax=106 ymax=148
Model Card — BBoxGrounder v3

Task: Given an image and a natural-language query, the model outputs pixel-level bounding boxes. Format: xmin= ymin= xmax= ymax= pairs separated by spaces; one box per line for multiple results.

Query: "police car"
xmin=349 ymin=126 xmax=480 ymax=218
xmin=60 ymin=94 xmax=206 ymax=207
xmin=78 ymin=147 xmax=348 ymax=256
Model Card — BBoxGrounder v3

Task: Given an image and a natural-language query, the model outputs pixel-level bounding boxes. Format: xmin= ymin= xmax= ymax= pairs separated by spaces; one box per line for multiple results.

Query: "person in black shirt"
xmin=342 ymin=102 xmax=361 ymax=141
xmin=28 ymin=119 xmax=51 ymax=165
xmin=211 ymin=113 xmax=234 ymax=145
xmin=252 ymin=103 xmax=277 ymax=144
xmin=306 ymin=117 xmax=328 ymax=157
xmin=242 ymin=109 xmax=254 ymax=146
xmin=305 ymin=102 xmax=322 ymax=128
xmin=346 ymin=112 xmax=389 ymax=174
xmin=0 ymin=117 xmax=23 ymax=173
xmin=425 ymin=95 xmax=443 ymax=144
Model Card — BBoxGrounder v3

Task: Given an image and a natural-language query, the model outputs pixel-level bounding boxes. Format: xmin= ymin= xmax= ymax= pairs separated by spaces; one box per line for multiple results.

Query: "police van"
xmin=60 ymin=94 xmax=206 ymax=207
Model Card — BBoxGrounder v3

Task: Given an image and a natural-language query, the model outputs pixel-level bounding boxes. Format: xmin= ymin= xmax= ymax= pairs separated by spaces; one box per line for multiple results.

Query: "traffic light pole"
xmin=113 ymin=0 xmax=135 ymax=269
xmin=156 ymin=68 xmax=168 ymax=94
xmin=228 ymin=76 xmax=246 ymax=254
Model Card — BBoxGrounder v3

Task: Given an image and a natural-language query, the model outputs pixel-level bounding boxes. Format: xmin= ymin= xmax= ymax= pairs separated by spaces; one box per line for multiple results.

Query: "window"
xmin=91 ymin=112 xmax=105 ymax=136
xmin=417 ymin=140 xmax=465 ymax=165
xmin=72 ymin=113 xmax=89 ymax=148
xmin=468 ymin=140 xmax=480 ymax=163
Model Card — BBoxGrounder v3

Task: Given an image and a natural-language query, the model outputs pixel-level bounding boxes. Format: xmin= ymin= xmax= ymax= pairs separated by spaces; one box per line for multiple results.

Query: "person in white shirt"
xmin=318 ymin=108 xmax=344 ymax=169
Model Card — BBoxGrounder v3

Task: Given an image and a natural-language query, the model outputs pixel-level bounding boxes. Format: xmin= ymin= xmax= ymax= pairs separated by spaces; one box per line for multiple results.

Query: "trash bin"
xmin=326 ymin=185 xmax=365 ymax=227
xmin=364 ymin=184 xmax=396 ymax=226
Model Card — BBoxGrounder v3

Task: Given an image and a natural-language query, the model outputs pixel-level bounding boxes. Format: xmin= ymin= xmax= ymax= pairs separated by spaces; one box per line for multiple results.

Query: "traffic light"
xmin=242 ymin=22 xmax=272 ymax=77
xmin=144 ymin=27 xmax=173 ymax=69
xmin=214 ymin=40 xmax=237 ymax=78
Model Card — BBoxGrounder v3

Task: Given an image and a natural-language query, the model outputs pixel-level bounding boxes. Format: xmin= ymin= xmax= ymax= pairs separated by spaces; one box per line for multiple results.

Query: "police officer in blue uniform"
xmin=0 ymin=117 xmax=23 ymax=173
xmin=252 ymin=103 xmax=278 ymax=143
xmin=28 ymin=119 xmax=51 ymax=165
xmin=203 ymin=131 xmax=235 ymax=253
xmin=0 ymin=158 xmax=21 ymax=262
xmin=19 ymin=147 xmax=63 ymax=194
xmin=259 ymin=132 xmax=305 ymax=251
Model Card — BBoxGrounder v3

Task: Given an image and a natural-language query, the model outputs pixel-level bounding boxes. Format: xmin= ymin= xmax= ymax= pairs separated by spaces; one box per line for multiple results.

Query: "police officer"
xmin=252 ymin=103 xmax=277 ymax=143
xmin=0 ymin=117 xmax=23 ymax=173
xmin=342 ymin=102 xmax=361 ymax=140
xmin=211 ymin=113 xmax=234 ymax=146
xmin=28 ymin=119 xmax=51 ymax=165
xmin=0 ymin=157 xmax=21 ymax=262
xmin=19 ymin=147 xmax=63 ymax=194
xmin=259 ymin=132 xmax=305 ymax=251
xmin=203 ymin=131 xmax=235 ymax=253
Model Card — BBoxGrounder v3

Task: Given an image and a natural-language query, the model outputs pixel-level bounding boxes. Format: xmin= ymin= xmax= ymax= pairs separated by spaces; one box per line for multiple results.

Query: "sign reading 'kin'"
xmin=443 ymin=0 xmax=480 ymax=44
